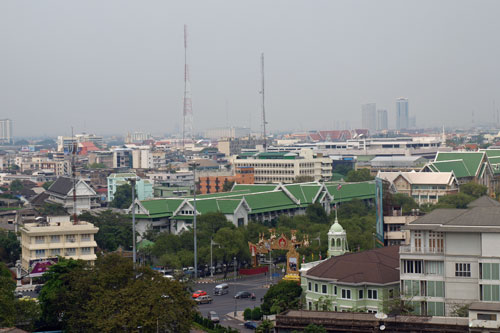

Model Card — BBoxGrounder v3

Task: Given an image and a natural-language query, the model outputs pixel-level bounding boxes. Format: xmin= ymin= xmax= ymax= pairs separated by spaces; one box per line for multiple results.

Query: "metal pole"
xmin=131 ymin=179 xmax=136 ymax=267
xmin=193 ymin=164 xmax=197 ymax=279
xmin=234 ymin=256 xmax=237 ymax=317
xmin=210 ymin=239 xmax=213 ymax=278
xmin=269 ymin=250 xmax=272 ymax=284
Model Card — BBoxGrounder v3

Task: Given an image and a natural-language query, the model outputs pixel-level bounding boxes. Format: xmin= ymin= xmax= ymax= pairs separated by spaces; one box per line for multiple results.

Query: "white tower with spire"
xmin=327 ymin=210 xmax=348 ymax=258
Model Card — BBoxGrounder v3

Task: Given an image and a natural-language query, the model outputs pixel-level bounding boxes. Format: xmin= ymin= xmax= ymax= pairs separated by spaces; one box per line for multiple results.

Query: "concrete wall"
xmin=482 ymin=233 xmax=500 ymax=257
xmin=446 ymin=233 xmax=481 ymax=256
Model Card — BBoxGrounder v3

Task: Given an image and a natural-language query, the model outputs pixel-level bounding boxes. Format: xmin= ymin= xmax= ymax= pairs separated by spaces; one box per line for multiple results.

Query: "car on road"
xmin=208 ymin=311 xmax=220 ymax=323
xmin=244 ymin=321 xmax=258 ymax=329
xmin=192 ymin=290 xmax=207 ymax=298
xmin=213 ymin=283 xmax=229 ymax=295
xmin=195 ymin=295 xmax=213 ymax=304
xmin=234 ymin=291 xmax=256 ymax=299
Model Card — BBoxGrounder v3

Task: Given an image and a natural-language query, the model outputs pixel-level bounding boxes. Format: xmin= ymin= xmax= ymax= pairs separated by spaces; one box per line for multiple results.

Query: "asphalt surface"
xmin=193 ymin=273 xmax=281 ymax=332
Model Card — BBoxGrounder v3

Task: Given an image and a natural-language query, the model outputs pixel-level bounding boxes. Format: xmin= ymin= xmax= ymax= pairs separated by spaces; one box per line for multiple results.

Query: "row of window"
xmin=402 ymin=280 xmax=445 ymax=298
xmin=34 ymin=247 xmax=93 ymax=257
xmin=34 ymin=234 xmax=92 ymax=244
xmin=307 ymin=282 xmax=381 ymax=300
xmin=402 ymin=260 xmax=444 ymax=275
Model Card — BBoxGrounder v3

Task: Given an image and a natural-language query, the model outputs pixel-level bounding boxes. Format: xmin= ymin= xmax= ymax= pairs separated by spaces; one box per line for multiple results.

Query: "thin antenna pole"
xmin=182 ymin=25 xmax=187 ymax=153
xmin=182 ymin=24 xmax=193 ymax=155
xmin=71 ymin=127 xmax=78 ymax=224
xmin=260 ymin=53 xmax=267 ymax=152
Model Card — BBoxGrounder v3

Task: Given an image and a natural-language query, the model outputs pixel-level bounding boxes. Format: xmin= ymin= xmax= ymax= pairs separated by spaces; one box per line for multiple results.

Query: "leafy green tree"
xmin=243 ymin=308 xmax=252 ymax=320
xmin=304 ymin=323 xmax=327 ymax=333
xmin=435 ymin=193 xmax=475 ymax=209
xmin=38 ymin=203 xmax=68 ymax=216
xmin=79 ymin=210 xmax=132 ymax=252
xmin=39 ymin=255 xmax=196 ymax=332
xmin=345 ymin=169 xmax=374 ymax=182
xmin=306 ymin=203 xmax=328 ymax=224
xmin=9 ymin=180 xmax=24 ymax=193
xmin=391 ymin=193 xmax=419 ymax=215
xmin=0 ymin=262 xmax=16 ymax=327
xmin=213 ymin=226 xmax=250 ymax=278
xmin=461 ymin=182 xmax=487 ymax=198
xmin=261 ymin=280 xmax=302 ymax=315
xmin=251 ymin=307 xmax=262 ymax=320
xmin=110 ymin=183 xmax=133 ymax=209
xmin=222 ymin=179 xmax=235 ymax=192
xmin=332 ymin=163 xmax=352 ymax=176
xmin=15 ymin=298 xmax=41 ymax=331
xmin=256 ymin=319 xmax=274 ymax=333
xmin=0 ymin=230 xmax=20 ymax=264
xmin=42 ymin=181 xmax=54 ymax=190
xmin=294 ymin=175 xmax=315 ymax=183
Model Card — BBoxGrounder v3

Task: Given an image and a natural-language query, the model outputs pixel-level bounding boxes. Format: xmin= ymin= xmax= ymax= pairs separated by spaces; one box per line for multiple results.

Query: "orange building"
xmin=198 ymin=166 xmax=254 ymax=194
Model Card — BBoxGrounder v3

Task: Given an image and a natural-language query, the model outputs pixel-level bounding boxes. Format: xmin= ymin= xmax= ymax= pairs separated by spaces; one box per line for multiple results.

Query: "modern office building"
xmin=361 ymin=103 xmax=377 ymax=132
xmin=20 ymin=216 xmax=99 ymax=270
xmin=376 ymin=109 xmax=388 ymax=131
xmin=396 ymin=98 xmax=409 ymax=130
xmin=0 ymin=119 xmax=13 ymax=144
xmin=400 ymin=196 xmax=500 ymax=316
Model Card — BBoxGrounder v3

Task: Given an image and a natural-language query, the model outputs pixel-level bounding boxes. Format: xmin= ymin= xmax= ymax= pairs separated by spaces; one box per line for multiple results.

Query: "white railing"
xmin=400 ymin=245 xmax=444 ymax=254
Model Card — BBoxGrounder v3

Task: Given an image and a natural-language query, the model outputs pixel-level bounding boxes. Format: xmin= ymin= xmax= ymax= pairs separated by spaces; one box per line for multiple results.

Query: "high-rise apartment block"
xmin=0 ymin=119 xmax=13 ymax=144
xmin=396 ymin=98 xmax=409 ymax=130
xmin=361 ymin=103 xmax=376 ymax=132
xmin=376 ymin=109 xmax=388 ymax=131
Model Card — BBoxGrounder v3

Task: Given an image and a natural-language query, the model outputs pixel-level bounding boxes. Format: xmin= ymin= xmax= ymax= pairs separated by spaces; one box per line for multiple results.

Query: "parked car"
xmin=192 ymin=290 xmax=207 ymax=298
xmin=244 ymin=321 xmax=258 ymax=329
xmin=234 ymin=291 xmax=256 ymax=299
xmin=195 ymin=295 xmax=213 ymax=304
xmin=208 ymin=311 xmax=220 ymax=323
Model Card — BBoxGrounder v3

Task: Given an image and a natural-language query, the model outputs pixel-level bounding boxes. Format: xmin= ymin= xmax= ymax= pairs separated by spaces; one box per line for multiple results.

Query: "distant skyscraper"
xmin=361 ymin=103 xmax=376 ymax=132
xmin=396 ymin=98 xmax=409 ymax=130
xmin=409 ymin=116 xmax=417 ymax=129
xmin=377 ymin=109 xmax=388 ymax=131
xmin=0 ymin=119 xmax=13 ymax=144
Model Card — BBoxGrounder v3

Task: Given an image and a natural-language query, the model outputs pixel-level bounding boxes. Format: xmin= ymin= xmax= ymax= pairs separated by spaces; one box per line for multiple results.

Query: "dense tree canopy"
xmin=37 ymin=203 xmax=68 ymax=216
xmin=79 ymin=210 xmax=133 ymax=252
xmin=461 ymin=182 xmax=487 ymax=198
xmin=261 ymin=280 xmax=303 ymax=315
xmin=345 ymin=169 xmax=374 ymax=182
xmin=39 ymin=255 xmax=196 ymax=332
xmin=110 ymin=183 xmax=133 ymax=209
xmin=0 ymin=230 xmax=20 ymax=264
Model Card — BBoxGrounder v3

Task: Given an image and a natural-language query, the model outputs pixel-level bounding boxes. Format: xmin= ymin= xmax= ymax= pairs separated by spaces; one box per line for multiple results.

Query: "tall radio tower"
xmin=182 ymin=25 xmax=193 ymax=152
xmin=260 ymin=53 xmax=267 ymax=152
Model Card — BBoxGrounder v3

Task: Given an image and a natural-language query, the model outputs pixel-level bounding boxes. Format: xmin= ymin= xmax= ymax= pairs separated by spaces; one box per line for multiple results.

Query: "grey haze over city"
xmin=2 ymin=0 xmax=500 ymax=137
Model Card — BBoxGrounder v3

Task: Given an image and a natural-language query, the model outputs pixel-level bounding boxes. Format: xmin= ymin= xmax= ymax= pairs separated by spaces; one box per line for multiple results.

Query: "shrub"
xmin=244 ymin=308 xmax=253 ymax=320
xmin=252 ymin=307 xmax=262 ymax=320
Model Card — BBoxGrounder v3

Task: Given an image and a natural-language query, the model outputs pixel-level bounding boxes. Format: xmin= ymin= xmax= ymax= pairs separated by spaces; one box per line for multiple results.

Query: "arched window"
xmin=336 ymin=238 xmax=341 ymax=248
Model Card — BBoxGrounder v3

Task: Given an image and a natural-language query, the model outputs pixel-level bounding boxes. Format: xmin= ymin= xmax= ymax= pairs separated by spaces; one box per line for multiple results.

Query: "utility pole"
xmin=71 ymin=127 xmax=78 ymax=224
xmin=190 ymin=162 xmax=199 ymax=279
xmin=234 ymin=256 xmax=237 ymax=317
xmin=260 ymin=53 xmax=267 ymax=152
xmin=210 ymin=238 xmax=219 ymax=278
xmin=128 ymin=177 xmax=137 ymax=267
xmin=182 ymin=25 xmax=193 ymax=153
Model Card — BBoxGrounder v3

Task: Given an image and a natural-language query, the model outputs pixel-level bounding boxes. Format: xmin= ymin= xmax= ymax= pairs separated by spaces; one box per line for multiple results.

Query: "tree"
xmin=38 ymin=203 xmax=68 ymax=216
xmin=461 ymin=182 xmax=487 ymax=198
xmin=243 ymin=308 xmax=252 ymax=320
xmin=38 ymin=255 xmax=196 ymax=332
xmin=9 ymin=179 xmax=24 ymax=193
xmin=213 ymin=227 xmax=250 ymax=278
xmin=0 ymin=230 xmax=20 ymax=264
xmin=0 ymin=262 xmax=16 ymax=327
xmin=435 ymin=193 xmax=474 ymax=209
xmin=88 ymin=162 xmax=106 ymax=169
xmin=261 ymin=280 xmax=303 ymax=315
xmin=251 ymin=307 xmax=262 ymax=320
xmin=306 ymin=203 xmax=328 ymax=224
xmin=345 ymin=169 xmax=374 ymax=182
xmin=391 ymin=193 xmax=418 ymax=215
xmin=42 ymin=181 xmax=54 ymax=190
xmin=294 ymin=175 xmax=315 ymax=183
xmin=222 ymin=179 xmax=235 ymax=192
xmin=256 ymin=320 xmax=274 ymax=333
xmin=451 ymin=303 xmax=470 ymax=317
xmin=79 ymin=210 xmax=133 ymax=252
xmin=110 ymin=183 xmax=132 ymax=209
xmin=332 ymin=163 xmax=352 ymax=176
xmin=304 ymin=323 xmax=327 ymax=333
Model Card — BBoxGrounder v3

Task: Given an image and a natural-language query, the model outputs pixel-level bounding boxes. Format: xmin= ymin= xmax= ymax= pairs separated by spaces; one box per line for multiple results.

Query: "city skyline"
xmin=2 ymin=0 xmax=500 ymax=137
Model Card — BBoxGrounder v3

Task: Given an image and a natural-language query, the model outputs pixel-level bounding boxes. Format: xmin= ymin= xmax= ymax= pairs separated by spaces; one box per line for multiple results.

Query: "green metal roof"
xmin=239 ymin=191 xmax=297 ymax=213
xmin=232 ymin=184 xmax=278 ymax=193
xmin=192 ymin=198 xmax=241 ymax=214
xmin=484 ymin=149 xmax=500 ymax=158
xmin=325 ymin=181 xmax=376 ymax=203
xmin=429 ymin=160 xmax=471 ymax=178
xmin=435 ymin=152 xmax=485 ymax=177
xmin=283 ymin=183 xmax=321 ymax=206
xmin=137 ymin=198 xmax=184 ymax=218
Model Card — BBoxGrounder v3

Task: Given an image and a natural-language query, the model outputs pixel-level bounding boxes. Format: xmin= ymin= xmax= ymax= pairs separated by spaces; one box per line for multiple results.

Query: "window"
xmin=358 ymin=290 xmax=364 ymax=299
xmin=66 ymin=235 xmax=76 ymax=243
xmin=341 ymin=289 xmax=351 ymax=299
xmin=455 ymin=263 xmax=471 ymax=277
xmin=81 ymin=234 xmax=91 ymax=241
xmin=414 ymin=231 xmax=423 ymax=251
xmin=81 ymin=247 xmax=91 ymax=254
xmin=429 ymin=232 xmax=444 ymax=252
xmin=66 ymin=248 xmax=76 ymax=255
xmin=50 ymin=235 xmax=60 ymax=243
xmin=367 ymin=309 xmax=378 ymax=314
xmin=51 ymin=249 xmax=60 ymax=255
xmin=237 ymin=218 xmax=245 ymax=227
xmin=425 ymin=261 xmax=444 ymax=275
xmin=478 ymin=313 xmax=497 ymax=321
xmin=35 ymin=236 xmax=45 ymax=244
xmin=308 ymin=282 xmax=311 ymax=291
xmin=35 ymin=249 xmax=45 ymax=257
xmin=403 ymin=260 xmax=423 ymax=274
xmin=315 ymin=284 xmax=318 ymax=293
xmin=481 ymin=284 xmax=500 ymax=301
xmin=322 ymin=285 xmax=327 ymax=294
xmin=427 ymin=281 xmax=445 ymax=297
xmin=334 ymin=286 xmax=337 ymax=295
xmin=367 ymin=289 xmax=378 ymax=300
xmin=480 ymin=263 xmax=500 ymax=280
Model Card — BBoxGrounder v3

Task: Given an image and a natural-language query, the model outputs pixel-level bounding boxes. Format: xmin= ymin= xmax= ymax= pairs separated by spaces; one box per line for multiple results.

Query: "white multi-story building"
xmin=361 ymin=103 xmax=376 ymax=132
xmin=20 ymin=216 xmax=98 ymax=270
xmin=131 ymin=147 xmax=152 ymax=169
xmin=0 ymin=119 xmax=13 ymax=144
xmin=400 ymin=196 xmax=500 ymax=317
xmin=57 ymin=133 xmax=103 ymax=152
xmin=231 ymin=149 xmax=332 ymax=183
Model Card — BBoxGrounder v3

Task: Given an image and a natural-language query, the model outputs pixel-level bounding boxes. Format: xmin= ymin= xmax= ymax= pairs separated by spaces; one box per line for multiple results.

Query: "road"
xmin=193 ymin=273 xmax=282 ymax=332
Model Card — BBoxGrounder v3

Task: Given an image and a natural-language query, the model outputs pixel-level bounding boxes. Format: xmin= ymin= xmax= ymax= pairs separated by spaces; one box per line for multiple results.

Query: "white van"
xmin=213 ymin=283 xmax=229 ymax=295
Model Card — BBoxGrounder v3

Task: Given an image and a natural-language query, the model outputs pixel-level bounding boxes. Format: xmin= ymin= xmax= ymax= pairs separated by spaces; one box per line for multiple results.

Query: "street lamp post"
xmin=190 ymin=162 xmax=199 ymax=279
xmin=127 ymin=177 xmax=137 ymax=267
xmin=233 ymin=256 xmax=237 ymax=317
xmin=210 ymin=239 xmax=219 ymax=278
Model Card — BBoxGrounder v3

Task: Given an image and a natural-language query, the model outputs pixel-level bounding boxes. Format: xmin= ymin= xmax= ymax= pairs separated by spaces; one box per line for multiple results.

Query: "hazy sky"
xmin=2 ymin=0 xmax=500 ymax=137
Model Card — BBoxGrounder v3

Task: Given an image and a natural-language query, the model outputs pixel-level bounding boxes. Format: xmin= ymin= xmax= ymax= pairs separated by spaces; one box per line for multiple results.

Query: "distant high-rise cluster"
xmin=361 ymin=103 xmax=376 ymax=132
xmin=0 ymin=119 xmax=13 ymax=144
xmin=377 ymin=109 xmax=388 ymax=131
xmin=396 ymin=98 xmax=409 ymax=130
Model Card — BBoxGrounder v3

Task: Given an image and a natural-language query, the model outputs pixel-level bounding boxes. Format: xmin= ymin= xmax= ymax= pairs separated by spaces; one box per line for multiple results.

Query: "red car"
xmin=192 ymin=290 xmax=207 ymax=298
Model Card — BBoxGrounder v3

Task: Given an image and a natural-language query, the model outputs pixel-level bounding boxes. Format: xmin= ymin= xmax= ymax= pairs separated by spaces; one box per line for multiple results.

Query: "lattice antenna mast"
xmin=71 ymin=127 xmax=78 ymax=224
xmin=182 ymin=25 xmax=193 ymax=153
xmin=260 ymin=53 xmax=267 ymax=152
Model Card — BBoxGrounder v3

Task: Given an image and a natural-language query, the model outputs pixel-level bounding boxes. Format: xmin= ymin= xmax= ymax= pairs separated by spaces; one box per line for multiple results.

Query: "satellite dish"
xmin=375 ymin=312 xmax=388 ymax=320
xmin=379 ymin=324 xmax=386 ymax=331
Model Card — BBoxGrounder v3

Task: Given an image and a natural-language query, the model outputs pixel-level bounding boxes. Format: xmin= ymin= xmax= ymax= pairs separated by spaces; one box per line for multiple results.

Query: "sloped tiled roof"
xmin=435 ymin=152 xmax=485 ymax=177
xmin=325 ymin=181 xmax=376 ymax=202
xmin=283 ymin=183 xmax=321 ymax=206
xmin=47 ymin=177 xmax=74 ymax=195
xmin=427 ymin=160 xmax=471 ymax=178
xmin=377 ymin=171 xmax=456 ymax=185
xmin=306 ymin=246 xmax=400 ymax=285
xmin=136 ymin=198 xmax=184 ymax=218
